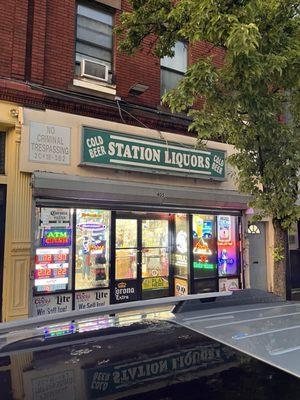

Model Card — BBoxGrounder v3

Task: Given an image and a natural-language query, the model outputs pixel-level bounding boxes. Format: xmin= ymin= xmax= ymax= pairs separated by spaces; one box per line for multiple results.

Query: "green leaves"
xmin=117 ymin=0 xmax=300 ymax=230
xmin=226 ymin=23 xmax=261 ymax=55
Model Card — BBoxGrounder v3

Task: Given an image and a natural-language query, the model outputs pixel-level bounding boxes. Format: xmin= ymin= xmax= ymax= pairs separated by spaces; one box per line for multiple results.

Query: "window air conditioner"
xmin=80 ymin=59 xmax=109 ymax=82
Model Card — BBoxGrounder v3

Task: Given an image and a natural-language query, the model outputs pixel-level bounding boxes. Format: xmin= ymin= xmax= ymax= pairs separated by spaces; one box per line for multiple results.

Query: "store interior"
xmin=34 ymin=208 xmax=241 ymax=302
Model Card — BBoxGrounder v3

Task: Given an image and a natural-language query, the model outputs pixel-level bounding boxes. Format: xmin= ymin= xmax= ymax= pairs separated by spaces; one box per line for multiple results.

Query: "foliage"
xmin=117 ymin=0 xmax=300 ymax=230
xmin=273 ymin=245 xmax=285 ymax=262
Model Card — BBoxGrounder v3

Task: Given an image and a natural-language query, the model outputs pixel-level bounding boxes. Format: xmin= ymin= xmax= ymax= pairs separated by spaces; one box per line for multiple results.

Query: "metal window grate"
xmin=0 ymin=134 xmax=5 ymax=174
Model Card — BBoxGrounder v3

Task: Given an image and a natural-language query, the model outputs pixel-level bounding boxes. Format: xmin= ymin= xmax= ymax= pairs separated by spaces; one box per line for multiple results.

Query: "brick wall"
xmin=43 ymin=0 xmax=75 ymax=89
xmin=0 ymin=0 xmax=225 ymax=110
xmin=0 ymin=0 xmax=28 ymax=79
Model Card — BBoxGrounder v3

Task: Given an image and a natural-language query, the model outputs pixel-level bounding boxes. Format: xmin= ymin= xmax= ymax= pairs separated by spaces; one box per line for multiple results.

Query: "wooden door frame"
xmin=0 ymin=185 xmax=6 ymax=321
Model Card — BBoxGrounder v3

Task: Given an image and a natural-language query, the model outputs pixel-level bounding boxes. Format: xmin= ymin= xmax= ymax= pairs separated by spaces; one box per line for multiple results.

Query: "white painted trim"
xmin=95 ymin=0 xmax=121 ymax=9
xmin=73 ymin=78 xmax=116 ymax=95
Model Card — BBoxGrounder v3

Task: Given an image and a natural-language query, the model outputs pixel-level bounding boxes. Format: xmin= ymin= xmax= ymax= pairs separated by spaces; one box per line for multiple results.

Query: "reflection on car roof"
xmin=174 ymin=301 xmax=300 ymax=378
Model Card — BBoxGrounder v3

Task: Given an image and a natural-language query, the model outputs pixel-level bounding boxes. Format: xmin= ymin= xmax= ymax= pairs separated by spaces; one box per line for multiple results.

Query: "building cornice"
xmin=0 ymin=79 xmax=194 ymax=137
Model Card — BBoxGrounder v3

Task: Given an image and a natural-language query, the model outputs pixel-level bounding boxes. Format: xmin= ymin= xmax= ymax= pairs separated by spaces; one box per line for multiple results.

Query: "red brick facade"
xmin=0 ymin=0 xmax=225 ymax=134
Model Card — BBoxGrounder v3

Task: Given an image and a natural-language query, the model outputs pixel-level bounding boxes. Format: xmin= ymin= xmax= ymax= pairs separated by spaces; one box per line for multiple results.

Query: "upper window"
xmin=75 ymin=3 xmax=114 ymax=84
xmin=160 ymin=41 xmax=188 ymax=97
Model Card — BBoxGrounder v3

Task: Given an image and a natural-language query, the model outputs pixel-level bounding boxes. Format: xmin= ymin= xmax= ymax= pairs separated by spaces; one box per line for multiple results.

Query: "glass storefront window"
xmin=174 ymin=214 xmax=189 ymax=278
xmin=34 ymin=208 xmax=73 ymax=293
xmin=174 ymin=213 xmax=189 ymax=296
xmin=192 ymin=214 xmax=217 ymax=279
xmin=75 ymin=209 xmax=110 ymax=290
xmin=217 ymin=215 xmax=238 ymax=276
xmin=142 ymin=219 xmax=168 ymax=248
xmin=116 ymin=219 xmax=137 ymax=248
xmin=32 ymin=207 xmax=241 ymax=308
xmin=116 ymin=249 xmax=137 ymax=279
xmin=115 ymin=219 xmax=138 ymax=280
xmin=142 ymin=248 xmax=169 ymax=277
xmin=141 ymin=219 xmax=169 ymax=298
xmin=142 ymin=219 xmax=169 ymax=277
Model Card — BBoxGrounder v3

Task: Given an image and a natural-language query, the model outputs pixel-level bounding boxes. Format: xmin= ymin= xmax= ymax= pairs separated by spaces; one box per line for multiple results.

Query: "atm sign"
xmin=41 ymin=229 xmax=72 ymax=247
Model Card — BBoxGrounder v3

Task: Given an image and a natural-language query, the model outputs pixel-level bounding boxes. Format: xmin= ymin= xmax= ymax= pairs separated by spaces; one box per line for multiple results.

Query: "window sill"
xmin=72 ymin=78 xmax=116 ymax=97
xmin=95 ymin=0 xmax=121 ymax=9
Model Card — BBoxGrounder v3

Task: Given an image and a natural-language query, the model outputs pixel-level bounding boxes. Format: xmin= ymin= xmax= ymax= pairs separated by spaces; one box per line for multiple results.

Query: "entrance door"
xmin=248 ymin=222 xmax=267 ymax=291
xmin=115 ymin=217 xmax=139 ymax=303
xmin=141 ymin=218 xmax=169 ymax=300
xmin=114 ymin=214 xmax=170 ymax=302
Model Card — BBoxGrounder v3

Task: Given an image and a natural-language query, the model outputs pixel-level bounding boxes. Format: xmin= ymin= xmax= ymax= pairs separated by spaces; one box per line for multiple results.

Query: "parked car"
xmin=0 ymin=290 xmax=300 ymax=399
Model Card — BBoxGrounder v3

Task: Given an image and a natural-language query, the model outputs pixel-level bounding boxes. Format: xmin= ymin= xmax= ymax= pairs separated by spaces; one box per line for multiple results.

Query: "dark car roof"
xmin=1 ymin=290 xmax=300 ymax=399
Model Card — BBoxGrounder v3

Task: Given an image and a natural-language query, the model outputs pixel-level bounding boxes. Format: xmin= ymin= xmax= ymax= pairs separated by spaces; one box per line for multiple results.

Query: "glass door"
xmin=192 ymin=214 xmax=218 ymax=293
xmin=141 ymin=218 xmax=169 ymax=300
xmin=114 ymin=213 xmax=171 ymax=303
xmin=114 ymin=218 xmax=139 ymax=302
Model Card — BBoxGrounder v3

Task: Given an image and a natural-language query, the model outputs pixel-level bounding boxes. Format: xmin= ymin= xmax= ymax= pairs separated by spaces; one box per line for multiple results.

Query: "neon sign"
xmin=34 ymin=268 xmax=68 ymax=279
xmin=76 ymin=222 xmax=106 ymax=231
xmin=217 ymin=216 xmax=238 ymax=276
xmin=193 ymin=239 xmax=212 ymax=255
xmin=35 ymin=248 xmax=70 ymax=292
xmin=41 ymin=229 xmax=72 ymax=247
xmin=193 ymin=262 xmax=215 ymax=270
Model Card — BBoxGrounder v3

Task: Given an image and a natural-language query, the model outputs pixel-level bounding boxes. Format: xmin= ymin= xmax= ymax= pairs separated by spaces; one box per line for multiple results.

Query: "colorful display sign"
xmin=34 ymin=267 xmax=68 ymax=280
xmin=174 ymin=278 xmax=188 ymax=296
xmin=41 ymin=229 xmax=72 ymax=247
xmin=32 ymin=293 xmax=72 ymax=316
xmin=77 ymin=222 xmax=106 ymax=230
xmin=40 ymin=208 xmax=71 ymax=227
xmin=113 ymin=280 xmax=137 ymax=303
xmin=176 ymin=230 xmax=188 ymax=254
xmin=194 ymin=262 xmax=215 ymax=270
xmin=34 ymin=248 xmax=70 ymax=292
xmin=35 ymin=249 xmax=69 ymax=263
xmin=142 ymin=277 xmax=168 ymax=291
xmin=75 ymin=289 xmax=110 ymax=310
xmin=217 ymin=215 xmax=238 ymax=276
xmin=219 ymin=278 xmax=239 ymax=292
xmin=81 ymin=128 xmax=225 ymax=180
xmin=174 ymin=214 xmax=189 ymax=278
xmin=192 ymin=215 xmax=217 ymax=278
xmin=76 ymin=209 xmax=110 ymax=290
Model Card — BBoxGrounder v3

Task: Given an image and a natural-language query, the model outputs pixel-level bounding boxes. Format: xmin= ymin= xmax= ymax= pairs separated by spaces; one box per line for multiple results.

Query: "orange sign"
xmin=174 ymin=278 xmax=188 ymax=296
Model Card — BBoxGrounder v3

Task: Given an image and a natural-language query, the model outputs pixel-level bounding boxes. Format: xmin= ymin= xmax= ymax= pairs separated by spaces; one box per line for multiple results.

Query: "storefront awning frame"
xmin=32 ymin=172 xmax=249 ymax=212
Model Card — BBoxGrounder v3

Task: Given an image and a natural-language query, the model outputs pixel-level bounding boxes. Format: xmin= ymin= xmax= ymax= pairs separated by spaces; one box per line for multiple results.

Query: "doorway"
xmin=114 ymin=212 xmax=170 ymax=302
xmin=248 ymin=222 xmax=267 ymax=291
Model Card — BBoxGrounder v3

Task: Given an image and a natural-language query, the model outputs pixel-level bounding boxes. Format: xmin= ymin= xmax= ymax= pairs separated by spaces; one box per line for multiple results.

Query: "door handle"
xmin=253 ymin=261 xmax=259 ymax=264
